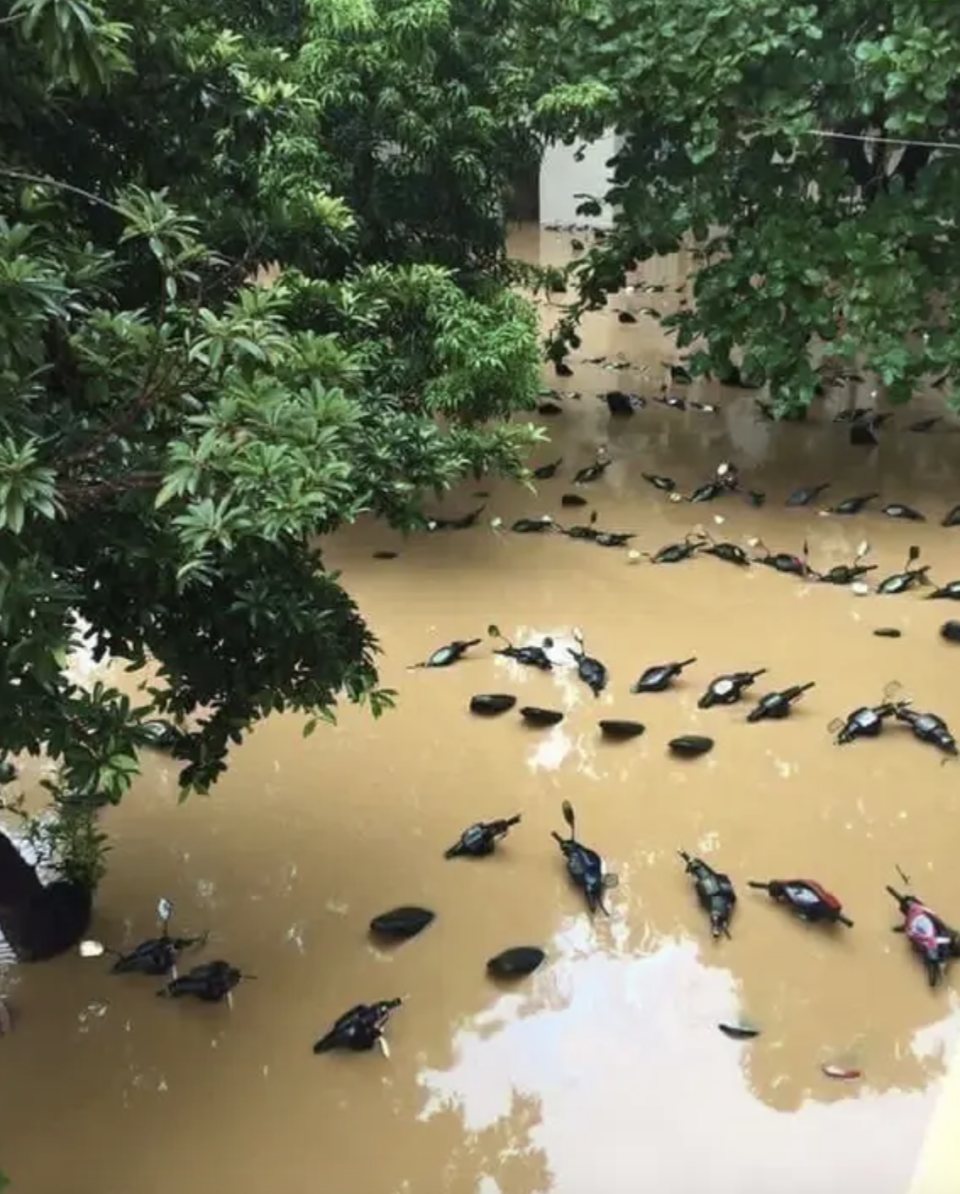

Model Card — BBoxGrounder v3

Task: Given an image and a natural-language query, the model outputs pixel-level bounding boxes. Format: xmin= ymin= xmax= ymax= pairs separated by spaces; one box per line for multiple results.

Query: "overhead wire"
xmin=795 ymin=128 xmax=960 ymax=153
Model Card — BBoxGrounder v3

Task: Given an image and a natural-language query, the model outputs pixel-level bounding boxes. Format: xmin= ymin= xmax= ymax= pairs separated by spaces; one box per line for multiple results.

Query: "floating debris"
xmin=873 ymin=628 xmax=902 ymax=639
xmin=487 ymin=946 xmax=546 ymax=980
xmin=821 ymin=1064 xmax=862 ymax=1081
xmin=519 ymin=706 xmax=564 ymax=728
xmin=369 ymin=907 xmax=435 ymax=941
xmin=669 ymin=735 xmax=714 ymax=759
xmin=718 ymin=1022 xmax=759 ymax=1041
xmin=469 ymin=694 xmax=517 ymax=716
xmin=599 ymin=719 xmax=646 ymax=740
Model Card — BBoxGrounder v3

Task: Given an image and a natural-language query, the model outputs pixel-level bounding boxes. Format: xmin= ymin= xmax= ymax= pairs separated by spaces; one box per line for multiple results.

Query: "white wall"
xmin=539 ymin=131 xmax=620 ymax=229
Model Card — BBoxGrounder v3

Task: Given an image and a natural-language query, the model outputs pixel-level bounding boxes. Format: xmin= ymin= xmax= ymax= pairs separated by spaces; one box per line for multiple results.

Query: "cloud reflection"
xmin=417 ymin=927 xmax=941 ymax=1194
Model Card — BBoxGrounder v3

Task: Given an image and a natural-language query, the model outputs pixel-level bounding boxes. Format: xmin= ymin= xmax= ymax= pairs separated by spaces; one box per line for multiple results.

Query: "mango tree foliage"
xmin=298 ymin=0 xmax=549 ymax=268
xmin=537 ymin=0 xmax=960 ymax=413
xmin=0 ymin=0 xmax=547 ymax=882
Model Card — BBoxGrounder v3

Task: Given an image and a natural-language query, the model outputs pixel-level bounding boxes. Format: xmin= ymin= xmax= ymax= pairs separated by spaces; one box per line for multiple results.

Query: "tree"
xmin=0 ymin=0 xmax=548 ymax=938
xmin=536 ymin=0 xmax=960 ymax=414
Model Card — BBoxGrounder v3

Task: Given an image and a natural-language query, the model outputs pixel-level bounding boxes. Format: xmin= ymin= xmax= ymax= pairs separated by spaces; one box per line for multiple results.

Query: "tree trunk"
xmin=0 ymin=832 xmax=92 ymax=962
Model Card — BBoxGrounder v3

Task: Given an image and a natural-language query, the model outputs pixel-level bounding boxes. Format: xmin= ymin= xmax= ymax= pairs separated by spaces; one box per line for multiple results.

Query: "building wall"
xmin=539 ymin=131 xmax=621 ymax=228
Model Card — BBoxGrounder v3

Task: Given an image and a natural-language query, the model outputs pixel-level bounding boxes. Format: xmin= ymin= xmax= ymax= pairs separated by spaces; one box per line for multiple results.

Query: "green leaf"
xmin=154 ymin=476 xmax=182 ymax=509
xmin=108 ymin=754 xmax=140 ymax=774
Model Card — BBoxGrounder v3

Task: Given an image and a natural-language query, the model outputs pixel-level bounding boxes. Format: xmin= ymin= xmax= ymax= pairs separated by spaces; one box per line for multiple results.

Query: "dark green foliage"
xmin=536 ymin=0 xmax=960 ymax=414
xmin=0 ymin=0 xmax=548 ymax=880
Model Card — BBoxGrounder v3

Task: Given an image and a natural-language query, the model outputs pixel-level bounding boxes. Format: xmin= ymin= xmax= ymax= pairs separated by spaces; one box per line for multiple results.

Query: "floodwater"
xmin=4 ymin=225 xmax=960 ymax=1194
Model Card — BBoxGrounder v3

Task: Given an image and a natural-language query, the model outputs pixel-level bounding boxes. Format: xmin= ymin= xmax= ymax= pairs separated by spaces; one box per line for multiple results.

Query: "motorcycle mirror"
xmin=883 ymin=679 xmax=903 ymax=699
xmin=856 ymin=540 xmax=870 ymax=560
xmin=157 ymin=897 xmax=173 ymax=923
xmin=378 ymin=1036 xmax=391 ymax=1058
xmin=561 ymin=800 xmax=576 ymax=832
xmin=603 ymin=873 xmax=619 ymax=889
xmin=827 ymin=717 xmax=843 ymax=733
xmin=571 ymin=627 xmax=584 ymax=648
xmin=908 ymin=544 xmax=921 ymax=563
xmin=79 ymin=939 xmax=105 ymax=959
xmin=487 ymin=624 xmax=501 ymax=638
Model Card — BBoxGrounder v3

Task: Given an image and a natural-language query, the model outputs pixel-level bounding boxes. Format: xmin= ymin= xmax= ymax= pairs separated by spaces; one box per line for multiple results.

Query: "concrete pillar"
xmin=539 ymin=130 xmax=619 ymax=229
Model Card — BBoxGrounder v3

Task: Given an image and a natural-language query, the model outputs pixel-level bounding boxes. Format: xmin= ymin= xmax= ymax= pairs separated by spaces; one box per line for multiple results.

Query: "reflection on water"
xmin=3 ymin=226 xmax=960 ymax=1193
xmin=417 ymin=935 xmax=942 ymax=1194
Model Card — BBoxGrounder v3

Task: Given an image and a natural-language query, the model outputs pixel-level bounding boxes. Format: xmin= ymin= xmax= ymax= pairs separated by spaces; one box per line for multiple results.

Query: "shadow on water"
xmin=4 ymin=226 xmax=960 ymax=1193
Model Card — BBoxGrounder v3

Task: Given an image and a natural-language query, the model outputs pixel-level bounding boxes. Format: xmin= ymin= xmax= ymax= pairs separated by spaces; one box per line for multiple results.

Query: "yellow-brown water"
xmin=4 ymin=227 xmax=960 ymax=1194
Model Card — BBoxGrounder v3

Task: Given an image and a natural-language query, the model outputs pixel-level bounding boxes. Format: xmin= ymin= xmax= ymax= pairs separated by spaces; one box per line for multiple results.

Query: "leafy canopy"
xmin=0 ymin=0 xmax=550 ymax=882
xmin=537 ymin=0 xmax=960 ymax=413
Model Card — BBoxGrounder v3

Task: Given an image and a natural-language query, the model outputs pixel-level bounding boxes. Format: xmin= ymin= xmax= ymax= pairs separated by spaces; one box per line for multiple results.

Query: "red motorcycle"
xmin=748 ymin=878 xmax=853 ymax=927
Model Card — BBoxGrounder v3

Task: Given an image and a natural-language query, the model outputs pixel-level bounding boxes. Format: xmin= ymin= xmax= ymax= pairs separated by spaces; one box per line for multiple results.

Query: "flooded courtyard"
xmin=3 ymin=227 xmax=960 ymax=1193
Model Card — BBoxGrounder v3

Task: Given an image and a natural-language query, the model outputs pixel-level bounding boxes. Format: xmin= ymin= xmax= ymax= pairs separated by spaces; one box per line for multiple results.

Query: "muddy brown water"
xmin=4 ymin=227 xmax=960 ymax=1194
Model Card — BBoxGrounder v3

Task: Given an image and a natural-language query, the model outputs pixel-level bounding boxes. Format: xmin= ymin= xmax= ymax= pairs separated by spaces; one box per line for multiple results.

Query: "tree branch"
xmin=61 ymin=349 xmax=187 ymax=468
xmin=58 ymin=471 xmax=163 ymax=511
xmin=0 ymin=166 xmax=122 ymax=214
